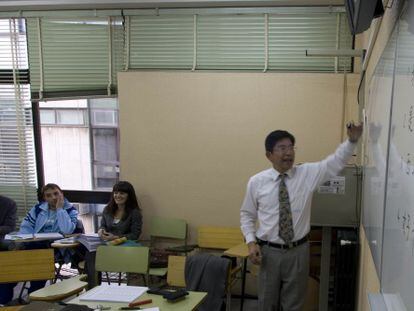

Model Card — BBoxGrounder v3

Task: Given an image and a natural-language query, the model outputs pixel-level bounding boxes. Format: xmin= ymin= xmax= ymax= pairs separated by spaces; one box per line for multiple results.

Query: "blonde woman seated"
xmin=85 ymin=181 xmax=143 ymax=288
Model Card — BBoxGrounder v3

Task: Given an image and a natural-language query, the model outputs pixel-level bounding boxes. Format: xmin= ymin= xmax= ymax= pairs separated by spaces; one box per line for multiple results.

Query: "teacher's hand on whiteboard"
xmin=347 ymin=121 xmax=363 ymax=143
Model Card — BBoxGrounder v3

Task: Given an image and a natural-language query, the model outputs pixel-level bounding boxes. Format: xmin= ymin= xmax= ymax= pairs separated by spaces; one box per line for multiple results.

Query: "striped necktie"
xmin=279 ymin=173 xmax=294 ymax=243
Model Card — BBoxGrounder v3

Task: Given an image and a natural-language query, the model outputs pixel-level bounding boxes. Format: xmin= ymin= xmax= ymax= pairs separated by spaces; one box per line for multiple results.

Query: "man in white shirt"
xmin=240 ymin=123 xmax=362 ymax=311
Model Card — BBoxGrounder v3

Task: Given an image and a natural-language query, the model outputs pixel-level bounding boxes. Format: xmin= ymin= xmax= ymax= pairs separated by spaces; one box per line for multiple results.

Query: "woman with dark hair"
xmin=98 ymin=181 xmax=142 ymax=241
xmin=85 ymin=181 xmax=143 ymax=288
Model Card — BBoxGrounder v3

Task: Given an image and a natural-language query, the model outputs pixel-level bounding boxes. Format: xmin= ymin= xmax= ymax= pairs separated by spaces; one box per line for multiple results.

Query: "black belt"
xmin=257 ymin=235 xmax=309 ymax=250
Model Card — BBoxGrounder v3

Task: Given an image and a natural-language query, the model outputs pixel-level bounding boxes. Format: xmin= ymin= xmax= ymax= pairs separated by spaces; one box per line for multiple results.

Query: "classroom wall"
xmin=355 ymin=1 xmax=403 ymax=310
xmin=118 ymin=71 xmax=359 ymax=243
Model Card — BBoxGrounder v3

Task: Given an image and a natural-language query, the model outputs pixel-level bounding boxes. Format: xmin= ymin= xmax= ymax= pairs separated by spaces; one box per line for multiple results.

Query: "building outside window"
xmin=39 ymin=98 xmax=119 ymax=191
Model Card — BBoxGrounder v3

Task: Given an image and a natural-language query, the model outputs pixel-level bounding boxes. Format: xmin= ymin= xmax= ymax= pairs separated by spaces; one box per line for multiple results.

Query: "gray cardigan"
xmin=185 ymin=253 xmax=230 ymax=311
xmin=99 ymin=208 xmax=142 ymax=240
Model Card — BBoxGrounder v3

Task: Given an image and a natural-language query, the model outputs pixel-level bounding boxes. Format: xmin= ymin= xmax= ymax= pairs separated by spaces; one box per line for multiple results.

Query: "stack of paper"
xmin=55 ymin=236 xmax=78 ymax=244
xmin=77 ymin=233 xmax=104 ymax=252
xmin=79 ymin=284 xmax=148 ymax=302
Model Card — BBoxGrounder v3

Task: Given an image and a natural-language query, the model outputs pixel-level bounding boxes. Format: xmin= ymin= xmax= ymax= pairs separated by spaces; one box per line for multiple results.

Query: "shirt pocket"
xmin=290 ymin=190 xmax=308 ymax=213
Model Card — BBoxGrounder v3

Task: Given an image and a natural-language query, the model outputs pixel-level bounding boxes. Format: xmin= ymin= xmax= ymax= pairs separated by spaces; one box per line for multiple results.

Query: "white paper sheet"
xmin=79 ymin=284 xmax=148 ymax=303
xmin=4 ymin=233 xmax=34 ymax=240
xmin=34 ymin=232 xmax=63 ymax=239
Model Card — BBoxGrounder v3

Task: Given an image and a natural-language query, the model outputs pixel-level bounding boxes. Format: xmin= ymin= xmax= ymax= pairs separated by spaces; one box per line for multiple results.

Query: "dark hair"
xmin=41 ymin=183 xmax=63 ymax=199
xmin=265 ymin=130 xmax=295 ymax=152
xmin=105 ymin=181 xmax=140 ymax=218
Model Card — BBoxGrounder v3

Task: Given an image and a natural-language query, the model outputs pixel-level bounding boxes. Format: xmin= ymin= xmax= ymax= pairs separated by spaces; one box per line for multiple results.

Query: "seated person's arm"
xmin=0 ymin=199 xmax=16 ymax=236
xmin=19 ymin=205 xmax=39 ymax=234
xmin=98 ymin=213 xmax=119 ymax=241
xmin=56 ymin=199 xmax=78 ymax=234
xmin=125 ymin=209 xmax=142 ymax=241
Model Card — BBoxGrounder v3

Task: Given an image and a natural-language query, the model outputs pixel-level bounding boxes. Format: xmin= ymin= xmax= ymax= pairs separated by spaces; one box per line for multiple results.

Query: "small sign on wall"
xmin=318 ymin=176 xmax=346 ymax=194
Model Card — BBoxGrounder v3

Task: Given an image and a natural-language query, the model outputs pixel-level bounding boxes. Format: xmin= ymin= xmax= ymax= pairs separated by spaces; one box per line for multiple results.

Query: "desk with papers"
xmin=69 ymin=285 xmax=207 ymax=311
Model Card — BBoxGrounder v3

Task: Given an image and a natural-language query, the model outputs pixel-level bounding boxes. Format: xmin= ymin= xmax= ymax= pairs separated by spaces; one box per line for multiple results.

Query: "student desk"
xmin=224 ymin=243 xmax=249 ymax=311
xmin=68 ymin=290 xmax=207 ymax=311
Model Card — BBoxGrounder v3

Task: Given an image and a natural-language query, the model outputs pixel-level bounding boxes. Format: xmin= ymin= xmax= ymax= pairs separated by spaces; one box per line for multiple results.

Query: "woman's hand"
xmin=98 ymin=229 xmax=106 ymax=239
xmin=101 ymin=231 xmax=119 ymax=241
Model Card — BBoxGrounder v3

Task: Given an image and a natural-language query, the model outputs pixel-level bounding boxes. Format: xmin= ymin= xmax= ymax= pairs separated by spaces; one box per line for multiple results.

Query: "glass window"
xmin=40 ymin=98 xmax=119 ymax=191
xmin=92 ymin=128 xmax=118 ymax=162
xmin=91 ymin=110 xmax=118 ymax=126
xmin=94 ymin=164 xmax=119 ymax=189
xmin=57 ymin=109 xmax=86 ymax=125
xmin=40 ymin=109 xmax=56 ymax=124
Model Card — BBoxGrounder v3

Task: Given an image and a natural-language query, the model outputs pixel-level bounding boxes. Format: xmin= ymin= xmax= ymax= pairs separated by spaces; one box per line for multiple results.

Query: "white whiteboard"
xmin=363 ymin=4 xmax=414 ymax=309
xmin=363 ymin=25 xmax=397 ymax=278
xmin=381 ymin=6 xmax=414 ymax=308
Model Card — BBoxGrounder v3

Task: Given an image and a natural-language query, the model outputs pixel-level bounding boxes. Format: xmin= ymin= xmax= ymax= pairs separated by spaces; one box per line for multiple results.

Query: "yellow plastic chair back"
xmin=0 ymin=249 xmax=54 ymax=283
xmin=166 ymin=255 xmax=186 ymax=288
xmin=197 ymin=226 xmax=244 ymax=250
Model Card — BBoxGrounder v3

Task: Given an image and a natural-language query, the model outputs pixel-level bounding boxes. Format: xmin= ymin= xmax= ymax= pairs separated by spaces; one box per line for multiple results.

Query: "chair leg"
xmin=18 ymin=282 xmax=27 ymax=302
xmin=105 ymin=272 xmax=111 ymax=285
xmin=226 ymin=291 xmax=231 ymax=311
xmin=54 ymin=262 xmax=63 ymax=283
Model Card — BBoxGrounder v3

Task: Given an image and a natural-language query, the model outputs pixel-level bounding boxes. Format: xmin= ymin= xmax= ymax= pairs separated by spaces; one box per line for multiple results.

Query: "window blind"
xmin=125 ymin=7 xmax=353 ymax=72
xmin=197 ymin=14 xmax=265 ymax=70
xmin=268 ymin=13 xmax=343 ymax=71
xmin=127 ymin=15 xmax=194 ymax=69
xmin=0 ymin=18 xmax=37 ymax=220
xmin=25 ymin=7 xmax=353 ymax=100
xmin=26 ymin=11 xmax=124 ymax=100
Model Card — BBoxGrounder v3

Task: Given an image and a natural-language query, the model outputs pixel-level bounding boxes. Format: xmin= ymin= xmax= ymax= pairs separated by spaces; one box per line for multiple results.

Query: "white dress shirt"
xmin=240 ymin=140 xmax=356 ymax=244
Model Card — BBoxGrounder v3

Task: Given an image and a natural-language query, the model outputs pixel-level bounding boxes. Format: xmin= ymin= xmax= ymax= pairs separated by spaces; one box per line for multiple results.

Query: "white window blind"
xmin=127 ymin=15 xmax=194 ymax=69
xmin=197 ymin=14 xmax=265 ymax=70
xmin=24 ymin=7 xmax=353 ymax=100
xmin=26 ymin=10 xmax=124 ymax=100
xmin=125 ymin=7 xmax=353 ymax=72
xmin=268 ymin=13 xmax=348 ymax=71
xmin=0 ymin=18 xmax=37 ymax=220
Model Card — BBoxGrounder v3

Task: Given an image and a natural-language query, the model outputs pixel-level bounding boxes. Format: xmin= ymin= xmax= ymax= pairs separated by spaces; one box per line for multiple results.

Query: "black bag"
xmin=149 ymin=248 xmax=174 ymax=268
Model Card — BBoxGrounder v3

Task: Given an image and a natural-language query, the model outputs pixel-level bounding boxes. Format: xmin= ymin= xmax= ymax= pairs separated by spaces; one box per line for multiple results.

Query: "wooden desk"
xmin=224 ymin=243 xmax=249 ymax=311
xmin=69 ymin=290 xmax=207 ymax=311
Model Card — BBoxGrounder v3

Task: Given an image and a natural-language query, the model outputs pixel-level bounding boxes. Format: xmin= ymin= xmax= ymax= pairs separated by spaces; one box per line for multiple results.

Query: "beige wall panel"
xmin=118 ymin=71 xmax=359 ymax=241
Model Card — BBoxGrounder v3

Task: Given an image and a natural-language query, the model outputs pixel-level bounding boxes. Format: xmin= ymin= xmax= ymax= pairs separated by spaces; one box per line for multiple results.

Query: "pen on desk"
xmin=119 ymin=307 xmax=141 ymax=310
xmin=128 ymin=298 xmax=152 ymax=307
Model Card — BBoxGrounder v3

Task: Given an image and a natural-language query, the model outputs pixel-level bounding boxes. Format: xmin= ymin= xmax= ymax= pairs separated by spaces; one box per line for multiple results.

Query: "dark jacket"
xmin=100 ymin=208 xmax=142 ymax=240
xmin=0 ymin=195 xmax=17 ymax=239
xmin=185 ymin=253 xmax=230 ymax=311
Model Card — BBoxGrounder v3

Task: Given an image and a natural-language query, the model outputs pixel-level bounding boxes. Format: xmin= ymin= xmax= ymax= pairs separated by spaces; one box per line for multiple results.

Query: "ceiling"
xmin=0 ymin=0 xmax=345 ymax=11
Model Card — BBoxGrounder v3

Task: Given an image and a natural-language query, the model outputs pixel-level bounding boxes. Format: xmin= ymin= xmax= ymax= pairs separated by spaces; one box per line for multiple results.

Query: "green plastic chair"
xmin=149 ymin=216 xmax=195 ymax=278
xmin=96 ymin=245 xmax=150 ymax=285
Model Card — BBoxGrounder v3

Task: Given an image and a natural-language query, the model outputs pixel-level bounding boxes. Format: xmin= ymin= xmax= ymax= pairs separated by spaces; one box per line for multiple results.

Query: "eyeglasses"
xmin=272 ymin=145 xmax=296 ymax=153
